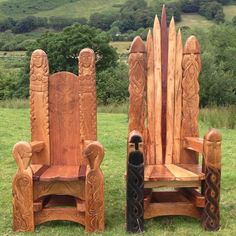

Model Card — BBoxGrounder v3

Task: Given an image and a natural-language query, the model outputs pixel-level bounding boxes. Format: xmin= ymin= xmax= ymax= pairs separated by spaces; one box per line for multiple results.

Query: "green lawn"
xmin=0 ymin=108 xmax=236 ymax=235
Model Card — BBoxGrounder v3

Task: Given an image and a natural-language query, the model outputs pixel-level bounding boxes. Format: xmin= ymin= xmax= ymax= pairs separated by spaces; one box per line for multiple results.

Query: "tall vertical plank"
xmin=181 ymin=36 xmax=201 ymax=164
xmin=153 ymin=16 xmax=163 ymax=164
xmin=79 ymin=48 xmax=97 ymax=165
xmin=146 ymin=30 xmax=155 ymax=164
xmin=173 ymin=30 xmax=183 ymax=164
xmin=128 ymin=36 xmax=146 ymax=135
xmin=165 ymin=17 xmax=176 ymax=164
xmin=161 ymin=5 xmax=168 ymax=161
xmin=30 ymin=49 xmax=50 ymax=165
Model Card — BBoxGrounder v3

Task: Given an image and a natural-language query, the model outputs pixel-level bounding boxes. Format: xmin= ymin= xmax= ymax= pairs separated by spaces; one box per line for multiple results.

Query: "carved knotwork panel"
xmin=128 ymin=52 xmax=146 ymax=134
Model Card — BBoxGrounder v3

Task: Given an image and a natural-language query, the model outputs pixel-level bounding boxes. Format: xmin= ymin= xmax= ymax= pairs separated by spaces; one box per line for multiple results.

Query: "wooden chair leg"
xmin=12 ymin=169 xmax=34 ymax=232
xmin=202 ymin=129 xmax=222 ymax=231
xmin=127 ymin=150 xmax=144 ymax=233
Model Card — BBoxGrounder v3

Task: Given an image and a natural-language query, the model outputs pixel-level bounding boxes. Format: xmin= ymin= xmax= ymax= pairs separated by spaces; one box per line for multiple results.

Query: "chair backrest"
xmin=128 ymin=6 xmax=201 ymax=165
xmin=29 ymin=48 xmax=97 ymax=166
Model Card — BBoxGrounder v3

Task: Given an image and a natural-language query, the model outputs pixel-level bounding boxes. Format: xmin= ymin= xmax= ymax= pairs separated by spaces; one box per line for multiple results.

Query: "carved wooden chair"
xmin=12 ymin=48 xmax=104 ymax=233
xmin=126 ymin=7 xmax=222 ymax=233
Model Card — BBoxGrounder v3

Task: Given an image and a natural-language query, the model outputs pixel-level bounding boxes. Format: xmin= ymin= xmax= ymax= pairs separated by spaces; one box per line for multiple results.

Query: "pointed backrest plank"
xmin=153 ymin=16 xmax=163 ymax=164
xmin=128 ymin=36 xmax=146 ymax=136
xmin=180 ymin=36 xmax=201 ymax=164
xmin=49 ymin=72 xmax=81 ymax=166
xmin=173 ymin=30 xmax=183 ymax=164
xmin=146 ymin=30 xmax=155 ymax=164
xmin=165 ymin=17 xmax=176 ymax=164
xmin=30 ymin=49 xmax=50 ymax=165
xmin=161 ymin=6 xmax=168 ymax=161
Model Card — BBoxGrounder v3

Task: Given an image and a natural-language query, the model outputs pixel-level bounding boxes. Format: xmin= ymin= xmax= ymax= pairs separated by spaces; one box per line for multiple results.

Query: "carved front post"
xmin=181 ymin=36 xmax=201 ymax=164
xmin=12 ymin=142 xmax=34 ymax=232
xmin=202 ymin=129 xmax=222 ymax=231
xmin=85 ymin=142 xmax=104 ymax=233
xmin=30 ymin=49 xmax=50 ymax=165
xmin=128 ymin=36 xmax=146 ymax=136
xmin=127 ymin=132 xmax=144 ymax=233
xmin=78 ymin=48 xmax=97 ymax=162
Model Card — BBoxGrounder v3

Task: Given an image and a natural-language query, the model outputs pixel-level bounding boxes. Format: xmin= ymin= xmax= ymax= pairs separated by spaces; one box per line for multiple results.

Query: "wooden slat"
xmin=144 ymin=202 xmax=201 ymax=219
xmin=76 ymin=199 xmax=86 ymax=212
xmin=144 ymin=180 xmax=201 ymax=189
xmin=177 ymin=164 xmax=205 ymax=180
xmin=166 ymin=164 xmax=199 ymax=181
xmin=161 ymin=5 xmax=168 ymax=160
xmin=173 ymin=29 xmax=183 ymax=164
xmin=40 ymin=165 xmax=80 ymax=181
xmin=179 ymin=188 xmax=205 ymax=208
xmin=146 ymin=29 xmax=155 ymax=165
xmin=153 ymin=15 xmax=162 ymax=164
xmin=165 ymin=17 xmax=176 ymax=164
xmin=184 ymin=137 xmax=203 ymax=153
xmin=144 ymin=165 xmax=175 ymax=181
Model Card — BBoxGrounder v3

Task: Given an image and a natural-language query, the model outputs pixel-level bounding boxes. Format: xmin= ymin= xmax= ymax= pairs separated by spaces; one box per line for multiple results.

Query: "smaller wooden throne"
xmin=12 ymin=48 xmax=104 ymax=233
xmin=126 ymin=6 xmax=222 ymax=233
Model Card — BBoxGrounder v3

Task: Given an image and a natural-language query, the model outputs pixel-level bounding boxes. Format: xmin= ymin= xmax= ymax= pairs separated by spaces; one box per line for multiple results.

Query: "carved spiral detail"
xmin=202 ymin=166 xmax=221 ymax=231
xmin=13 ymin=173 xmax=33 ymax=231
xmin=127 ymin=154 xmax=144 ymax=233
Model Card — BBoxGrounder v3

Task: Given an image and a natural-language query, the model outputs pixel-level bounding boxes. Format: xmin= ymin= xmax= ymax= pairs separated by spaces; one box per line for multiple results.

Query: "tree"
xmin=16 ymin=24 xmax=118 ymax=97
xmin=180 ymin=0 xmax=200 ymax=13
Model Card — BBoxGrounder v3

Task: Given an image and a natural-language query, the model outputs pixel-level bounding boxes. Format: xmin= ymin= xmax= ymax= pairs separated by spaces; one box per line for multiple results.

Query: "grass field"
xmin=0 ymin=108 xmax=236 ymax=235
xmin=224 ymin=5 xmax=236 ymax=21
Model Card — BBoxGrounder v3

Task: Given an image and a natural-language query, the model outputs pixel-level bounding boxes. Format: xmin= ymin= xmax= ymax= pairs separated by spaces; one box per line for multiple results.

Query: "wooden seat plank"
xmin=177 ymin=164 xmax=205 ymax=180
xmin=40 ymin=165 xmax=81 ymax=181
xmin=166 ymin=164 xmax=200 ymax=181
xmin=144 ymin=165 xmax=175 ymax=181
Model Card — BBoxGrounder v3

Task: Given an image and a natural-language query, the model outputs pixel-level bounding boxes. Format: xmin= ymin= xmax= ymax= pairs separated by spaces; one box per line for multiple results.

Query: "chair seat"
xmin=144 ymin=164 xmax=205 ymax=182
xmin=31 ymin=164 xmax=86 ymax=182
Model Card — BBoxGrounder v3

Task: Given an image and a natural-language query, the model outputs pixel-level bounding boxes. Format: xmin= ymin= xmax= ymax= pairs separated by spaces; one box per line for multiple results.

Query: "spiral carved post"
xmin=85 ymin=141 xmax=104 ymax=233
xmin=127 ymin=131 xmax=144 ymax=233
xmin=202 ymin=129 xmax=222 ymax=231
xmin=12 ymin=142 xmax=34 ymax=232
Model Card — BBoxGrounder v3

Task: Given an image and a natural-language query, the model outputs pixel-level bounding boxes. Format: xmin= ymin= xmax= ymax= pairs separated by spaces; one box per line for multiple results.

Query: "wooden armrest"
xmin=84 ymin=141 xmax=104 ymax=171
xmin=184 ymin=137 xmax=203 ymax=154
xmin=13 ymin=141 xmax=45 ymax=172
xmin=128 ymin=130 xmax=143 ymax=153
xmin=31 ymin=141 xmax=45 ymax=153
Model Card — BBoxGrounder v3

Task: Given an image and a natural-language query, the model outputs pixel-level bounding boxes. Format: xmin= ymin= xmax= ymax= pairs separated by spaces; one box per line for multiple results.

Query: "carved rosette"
xmin=85 ymin=142 xmax=104 ymax=232
xmin=30 ymin=49 xmax=50 ymax=164
xmin=202 ymin=129 xmax=222 ymax=231
xmin=181 ymin=36 xmax=201 ymax=163
xmin=128 ymin=37 xmax=146 ymax=135
xmin=78 ymin=48 xmax=97 ymax=145
xmin=12 ymin=170 xmax=34 ymax=232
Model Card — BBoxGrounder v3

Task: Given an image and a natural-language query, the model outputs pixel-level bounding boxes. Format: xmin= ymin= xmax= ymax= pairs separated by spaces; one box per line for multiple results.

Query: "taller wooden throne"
xmin=12 ymin=48 xmax=104 ymax=233
xmin=126 ymin=6 xmax=222 ymax=233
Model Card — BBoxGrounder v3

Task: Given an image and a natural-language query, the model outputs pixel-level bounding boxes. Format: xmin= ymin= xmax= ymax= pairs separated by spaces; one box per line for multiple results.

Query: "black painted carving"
xmin=127 ymin=150 xmax=144 ymax=233
xmin=202 ymin=166 xmax=221 ymax=231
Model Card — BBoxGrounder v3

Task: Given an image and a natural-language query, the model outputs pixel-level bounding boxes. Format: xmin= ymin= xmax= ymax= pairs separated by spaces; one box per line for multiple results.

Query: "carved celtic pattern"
xmin=79 ymin=49 xmax=96 ymax=142
xmin=128 ymin=52 xmax=146 ymax=134
xmin=86 ymin=170 xmax=104 ymax=232
xmin=127 ymin=151 xmax=144 ymax=233
xmin=202 ymin=166 xmax=221 ymax=231
xmin=13 ymin=172 xmax=34 ymax=231
xmin=182 ymin=53 xmax=201 ymax=137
